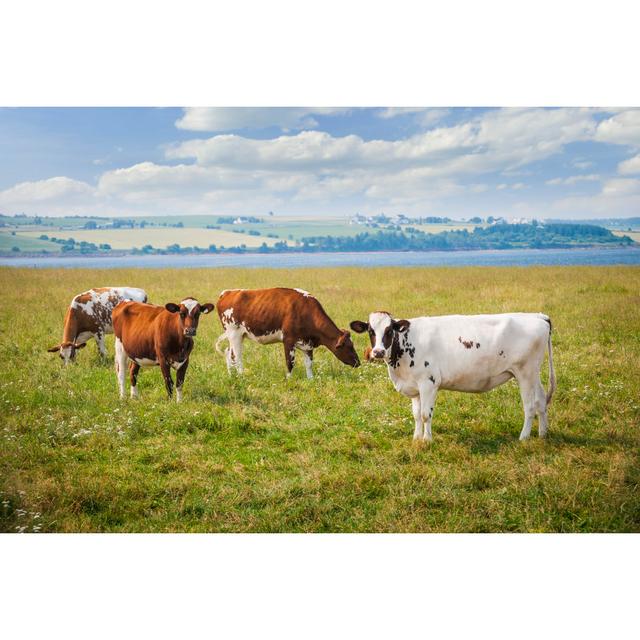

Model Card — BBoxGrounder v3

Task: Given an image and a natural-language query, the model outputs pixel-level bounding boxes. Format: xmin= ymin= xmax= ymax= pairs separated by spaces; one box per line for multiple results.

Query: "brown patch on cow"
xmin=458 ymin=336 xmax=474 ymax=349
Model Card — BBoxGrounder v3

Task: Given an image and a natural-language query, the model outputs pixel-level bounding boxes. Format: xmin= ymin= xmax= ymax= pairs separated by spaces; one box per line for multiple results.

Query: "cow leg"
xmin=227 ymin=328 xmax=244 ymax=374
xmin=301 ymin=348 xmax=314 ymax=379
xmin=534 ymin=377 xmax=548 ymax=438
xmin=515 ymin=371 xmax=537 ymax=440
xmin=175 ymin=361 xmax=189 ymax=403
xmin=114 ymin=337 xmax=128 ymax=399
xmin=411 ymin=396 xmax=423 ymax=440
xmin=96 ymin=331 xmax=107 ymax=359
xmin=284 ymin=338 xmax=296 ymax=378
xmin=419 ymin=383 xmax=439 ymax=442
xmin=129 ymin=362 xmax=140 ymax=398
xmin=159 ymin=359 xmax=174 ymax=399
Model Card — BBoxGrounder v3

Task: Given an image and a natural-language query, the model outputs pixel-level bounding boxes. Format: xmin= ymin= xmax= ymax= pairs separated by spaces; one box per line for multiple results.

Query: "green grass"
xmin=1 ymin=266 xmax=639 ymax=532
xmin=0 ymin=231 xmax=62 ymax=253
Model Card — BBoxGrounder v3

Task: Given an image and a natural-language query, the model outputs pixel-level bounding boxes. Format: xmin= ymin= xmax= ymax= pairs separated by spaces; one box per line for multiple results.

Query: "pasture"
xmin=1 ymin=266 xmax=639 ymax=532
xmin=16 ymin=228 xmax=286 ymax=250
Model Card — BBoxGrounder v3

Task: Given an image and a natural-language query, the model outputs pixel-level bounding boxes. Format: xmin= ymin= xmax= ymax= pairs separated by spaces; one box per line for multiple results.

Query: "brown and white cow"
xmin=215 ymin=287 xmax=360 ymax=378
xmin=48 ymin=287 xmax=148 ymax=364
xmin=112 ymin=297 xmax=214 ymax=401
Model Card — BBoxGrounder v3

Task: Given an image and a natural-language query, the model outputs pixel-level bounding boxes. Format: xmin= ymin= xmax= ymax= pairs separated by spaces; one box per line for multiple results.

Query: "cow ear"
xmin=74 ymin=342 xmax=87 ymax=350
xmin=350 ymin=320 xmax=368 ymax=333
xmin=165 ymin=303 xmax=180 ymax=313
xmin=393 ymin=319 xmax=410 ymax=333
xmin=47 ymin=344 xmax=61 ymax=352
xmin=201 ymin=303 xmax=214 ymax=314
xmin=335 ymin=330 xmax=350 ymax=348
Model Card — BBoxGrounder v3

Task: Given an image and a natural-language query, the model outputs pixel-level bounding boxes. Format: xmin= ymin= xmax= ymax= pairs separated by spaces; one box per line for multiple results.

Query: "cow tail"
xmin=215 ymin=333 xmax=229 ymax=357
xmin=546 ymin=319 xmax=556 ymax=407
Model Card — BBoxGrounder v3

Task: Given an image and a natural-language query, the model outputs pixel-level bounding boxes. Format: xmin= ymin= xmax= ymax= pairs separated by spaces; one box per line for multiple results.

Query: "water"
xmin=1 ymin=247 xmax=639 ymax=269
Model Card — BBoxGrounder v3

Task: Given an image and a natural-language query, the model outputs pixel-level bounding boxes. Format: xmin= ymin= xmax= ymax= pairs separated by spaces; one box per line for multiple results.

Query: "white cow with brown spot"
xmin=48 ymin=287 xmax=148 ymax=364
xmin=350 ymin=311 xmax=556 ymax=441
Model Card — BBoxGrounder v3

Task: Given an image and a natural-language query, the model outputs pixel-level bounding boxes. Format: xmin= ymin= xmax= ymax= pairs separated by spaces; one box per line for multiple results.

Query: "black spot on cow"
xmin=424 ymin=361 xmax=429 ymax=367
xmin=428 ymin=375 xmax=435 ymax=384
xmin=476 ymin=342 xmax=480 ymax=349
xmin=458 ymin=336 xmax=474 ymax=349
xmin=410 ymin=360 xmax=414 ymax=367
xmin=499 ymin=350 xmax=504 ymax=357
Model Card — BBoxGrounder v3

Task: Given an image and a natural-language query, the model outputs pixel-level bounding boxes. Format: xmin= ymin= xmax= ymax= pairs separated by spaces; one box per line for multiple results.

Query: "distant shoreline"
xmin=2 ymin=243 xmax=638 ymax=261
xmin=3 ymin=246 xmax=640 ymax=270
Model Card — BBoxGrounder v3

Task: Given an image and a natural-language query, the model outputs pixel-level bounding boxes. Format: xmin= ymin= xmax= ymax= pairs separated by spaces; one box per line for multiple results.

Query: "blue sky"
xmin=1 ymin=107 xmax=639 ymax=219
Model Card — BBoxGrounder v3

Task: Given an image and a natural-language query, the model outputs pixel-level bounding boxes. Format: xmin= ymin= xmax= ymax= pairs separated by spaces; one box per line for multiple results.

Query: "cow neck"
xmin=314 ymin=313 xmax=343 ymax=351
xmin=388 ymin=332 xmax=404 ymax=369
xmin=167 ymin=312 xmax=191 ymax=355
xmin=62 ymin=308 xmax=79 ymax=344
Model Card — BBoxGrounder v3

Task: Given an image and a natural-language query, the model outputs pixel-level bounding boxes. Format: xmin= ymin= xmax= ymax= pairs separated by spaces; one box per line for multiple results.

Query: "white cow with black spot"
xmin=350 ymin=311 xmax=556 ymax=441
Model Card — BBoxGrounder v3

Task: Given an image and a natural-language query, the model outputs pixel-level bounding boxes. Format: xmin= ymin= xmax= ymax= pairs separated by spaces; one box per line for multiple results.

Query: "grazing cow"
xmin=47 ymin=287 xmax=148 ymax=364
xmin=350 ymin=311 xmax=556 ymax=441
xmin=215 ymin=287 xmax=360 ymax=378
xmin=112 ymin=297 xmax=214 ymax=401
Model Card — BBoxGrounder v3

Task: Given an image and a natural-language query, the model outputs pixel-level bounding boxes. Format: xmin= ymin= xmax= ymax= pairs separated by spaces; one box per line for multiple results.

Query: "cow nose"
xmin=372 ymin=348 xmax=385 ymax=358
xmin=184 ymin=328 xmax=196 ymax=337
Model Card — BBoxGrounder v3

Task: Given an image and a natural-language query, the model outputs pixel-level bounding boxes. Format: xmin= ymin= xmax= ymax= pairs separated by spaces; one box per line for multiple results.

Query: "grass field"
xmin=0 ymin=232 xmax=62 ymax=253
xmin=614 ymin=230 xmax=640 ymax=243
xmin=17 ymin=228 xmax=286 ymax=250
xmin=1 ymin=266 xmax=639 ymax=532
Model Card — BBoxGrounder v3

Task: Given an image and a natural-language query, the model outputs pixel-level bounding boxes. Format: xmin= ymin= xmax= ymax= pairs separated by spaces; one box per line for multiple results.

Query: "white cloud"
xmin=595 ymin=109 xmax=640 ymax=146
xmin=546 ymin=174 xmax=600 ymax=186
xmin=618 ymin=154 xmax=640 ymax=175
xmin=4 ymin=107 xmax=640 ymax=219
xmin=174 ymin=107 xmax=350 ymax=132
xmin=0 ymin=177 xmax=95 ymax=214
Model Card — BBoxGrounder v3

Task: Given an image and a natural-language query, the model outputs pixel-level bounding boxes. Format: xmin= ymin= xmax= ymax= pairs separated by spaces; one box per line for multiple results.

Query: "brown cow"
xmin=215 ymin=287 xmax=359 ymax=378
xmin=47 ymin=287 xmax=148 ymax=364
xmin=112 ymin=297 xmax=214 ymax=401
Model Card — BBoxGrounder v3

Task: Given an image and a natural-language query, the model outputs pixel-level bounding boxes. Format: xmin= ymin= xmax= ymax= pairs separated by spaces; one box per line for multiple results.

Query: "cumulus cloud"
xmin=175 ymin=107 xmax=351 ymax=132
xmin=618 ymin=154 xmax=640 ymax=175
xmin=0 ymin=177 xmax=96 ymax=214
xmin=595 ymin=109 xmax=640 ymax=146
xmin=4 ymin=107 xmax=640 ymax=219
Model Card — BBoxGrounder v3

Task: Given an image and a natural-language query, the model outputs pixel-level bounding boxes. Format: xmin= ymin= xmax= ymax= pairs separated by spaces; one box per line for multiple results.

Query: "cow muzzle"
xmin=371 ymin=348 xmax=386 ymax=359
xmin=183 ymin=328 xmax=196 ymax=337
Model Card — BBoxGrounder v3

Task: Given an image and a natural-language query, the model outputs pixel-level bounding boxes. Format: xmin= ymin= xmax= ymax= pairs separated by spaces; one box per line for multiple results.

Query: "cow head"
xmin=350 ymin=312 xmax=410 ymax=360
xmin=164 ymin=298 xmax=214 ymax=337
xmin=47 ymin=341 xmax=87 ymax=365
xmin=333 ymin=330 xmax=360 ymax=367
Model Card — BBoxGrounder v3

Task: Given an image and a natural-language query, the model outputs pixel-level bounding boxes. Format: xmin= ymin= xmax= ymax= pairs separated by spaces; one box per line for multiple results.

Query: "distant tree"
xmin=468 ymin=216 xmax=483 ymax=224
xmin=39 ymin=234 xmax=49 ymax=240
xmin=83 ymin=220 xmax=97 ymax=229
xmin=99 ymin=243 xmax=111 ymax=250
xmin=268 ymin=211 xmax=274 ymax=216
xmin=11 ymin=246 xmax=20 ymax=252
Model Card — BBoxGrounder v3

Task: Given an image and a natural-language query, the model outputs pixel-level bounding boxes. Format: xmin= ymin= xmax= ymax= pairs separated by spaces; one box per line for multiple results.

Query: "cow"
xmin=47 ymin=287 xmax=148 ymax=364
xmin=350 ymin=311 xmax=556 ymax=441
xmin=215 ymin=287 xmax=360 ymax=378
xmin=112 ymin=297 xmax=214 ymax=401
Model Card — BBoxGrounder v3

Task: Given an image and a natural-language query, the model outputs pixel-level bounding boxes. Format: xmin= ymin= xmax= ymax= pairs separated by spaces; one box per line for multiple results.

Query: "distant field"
xmin=614 ymin=230 xmax=640 ymax=242
xmin=1 ymin=266 xmax=639 ymax=532
xmin=0 ymin=232 xmax=62 ymax=253
xmin=18 ymin=228 xmax=286 ymax=250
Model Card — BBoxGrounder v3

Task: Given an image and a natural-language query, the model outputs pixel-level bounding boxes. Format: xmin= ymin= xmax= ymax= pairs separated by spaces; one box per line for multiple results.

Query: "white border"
xmin=1 ymin=0 xmax=639 ymax=105
xmin=2 ymin=534 xmax=638 ymax=639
